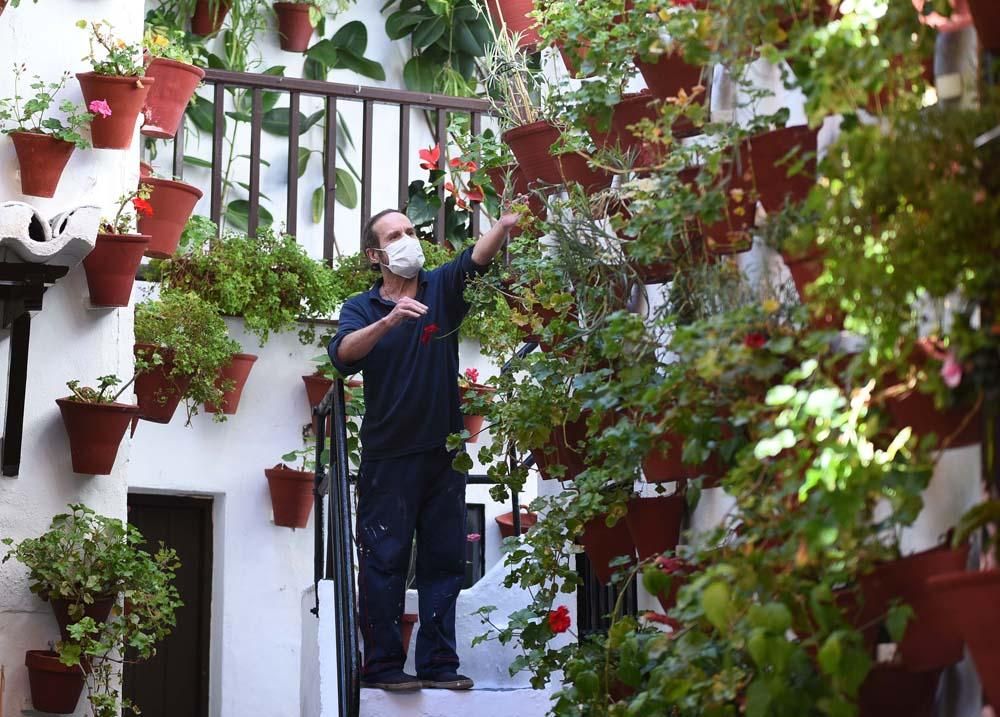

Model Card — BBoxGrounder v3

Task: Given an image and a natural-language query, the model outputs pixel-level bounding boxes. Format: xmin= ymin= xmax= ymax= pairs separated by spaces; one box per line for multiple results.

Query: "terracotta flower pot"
xmin=83 ymin=233 xmax=150 ymax=307
xmin=134 ymin=344 xmax=192 ymax=424
xmin=0 ymin=1 xmax=6 ymax=15
xmin=495 ymin=510 xmax=538 ymax=538
xmin=265 ymin=464 xmax=314 ymax=528
xmin=274 ymin=2 xmax=314 ymax=52
xmin=401 ymin=612 xmax=419 ymax=654
xmin=205 ymin=353 xmax=257 ymax=414
xmin=137 ymin=177 xmax=204 ymax=258
xmin=50 ymin=595 xmax=117 ymax=643
xmin=625 ymin=495 xmax=684 ymax=562
xmin=530 ymin=413 xmax=590 ymax=481
xmin=635 ymin=52 xmax=705 ymax=137
xmin=191 ymin=0 xmax=232 ymax=35
xmin=586 ymin=91 xmax=663 ymax=162
xmin=502 ymin=121 xmax=612 ymax=193
xmin=303 ymin=372 xmax=334 ymax=408
xmin=139 ymin=161 xmax=153 ymax=178
xmin=76 ymin=72 xmax=155 ymax=150
xmin=56 ymin=398 xmax=139 ymax=475
xmin=927 ymin=569 xmax=1000 ymax=707
xmin=142 ymin=58 xmax=206 ymax=139
xmin=968 ymin=0 xmax=1000 ymax=50
xmin=461 ymin=383 xmax=495 ymax=443
xmin=858 ymin=664 xmax=941 ymax=717
xmin=9 ymin=131 xmax=75 ymax=198
xmin=484 ymin=0 xmax=540 ymax=48
xmin=25 ymin=650 xmax=85 ymax=715
xmin=580 ymin=514 xmax=636 ymax=585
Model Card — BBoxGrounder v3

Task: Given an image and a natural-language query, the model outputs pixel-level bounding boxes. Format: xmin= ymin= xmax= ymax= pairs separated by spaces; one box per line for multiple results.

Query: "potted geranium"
xmin=56 ymin=375 xmax=139 ymax=475
xmin=83 ymin=185 xmax=153 ymax=307
xmin=141 ymin=25 xmax=206 ymax=140
xmin=76 ymin=21 xmax=154 ymax=150
xmin=136 ymin=171 xmax=204 ymax=258
xmin=0 ymin=67 xmax=93 ymax=198
xmin=458 ymin=367 xmax=494 ymax=443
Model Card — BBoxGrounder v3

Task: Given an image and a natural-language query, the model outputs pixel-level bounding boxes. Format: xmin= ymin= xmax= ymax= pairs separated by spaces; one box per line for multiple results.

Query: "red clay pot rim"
xmin=266 ymin=464 xmax=314 ymax=481
xmin=25 ymin=649 xmax=85 ymax=673
xmin=274 ymin=1 xmax=312 ymax=12
xmin=143 ymin=175 xmax=205 ymax=199
xmin=9 ymin=130 xmax=73 ymax=144
xmin=501 ymin=119 xmax=558 ymax=143
xmin=146 ymin=56 xmax=207 ymax=78
xmin=927 ymin=568 xmax=1000 ymax=592
xmin=76 ymin=71 xmax=155 ymax=86
xmin=232 ymin=353 xmax=259 ymax=362
xmin=56 ymin=397 xmax=141 ymax=414
xmin=96 ymin=232 xmax=152 ymax=244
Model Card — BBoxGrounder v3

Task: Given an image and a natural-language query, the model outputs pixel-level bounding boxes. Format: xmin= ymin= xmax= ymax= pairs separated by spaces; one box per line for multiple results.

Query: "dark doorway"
xmin=124 ymin=494 xmax=213 ymax=717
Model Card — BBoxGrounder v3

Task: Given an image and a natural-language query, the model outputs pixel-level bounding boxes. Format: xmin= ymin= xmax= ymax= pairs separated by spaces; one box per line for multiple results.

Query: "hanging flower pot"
xmin=580 ymin=513 xmax=636 ymax=585
xmin=460 ymin=377 xmax=495 ymax=444
xmin=586 ymin=91 xmax=664 ymax=163
xmin=529 ymin=412 xmax=590 ymax=481
xmin=83 ymin=233 xmax=151 ymax=307
xmin=502 ymin=121 xmax=612 ymax=193
xmin=191 ymin=0 xmax=232 ymax=35
xmin=401 ymin=613 xmax=419 ymax=654
xmin=858 ymin=664 xmax=940 ymax=717
xmin=134 ymin=344 xmax=192 ymax=424
xmin=136 ymin=177 xmax=203 ymax=258
xmin=9 ymin=131 xmax=75 ymax=198
xmin=265 ymin=464 xmax=314 ymax=528
xmin=967 ymin=0 xmax=1000 ymax=50
xmin=495 ymin=509 xmax=538 ymax=538
xmin=205 ymin=352 xmax=258 ymax=414
xmin=50 ymin=595 xmax=117 ymax=643
xmin=56 ymin=397 xmax=139 ymax=475
xmin=274 ymin=2 xmax=315 ymax=52
xmin=76 ymin=72 xmax=155 ymax=150
xmin=927 ymin=569 xmax=1000 ymax=707
xmin=484 ymin=0 xmax=540 ymax=49
xmin=25 ymin=650 xmax=85 ymax=715
xmin=302 ymin=372 xmax=334 ymax=408
xmin=625 ymin=495 xmax=684 ymax=562
xmin=141 ymin=57 xmax=206 ymax=140
xmin=635 ymin=52 xmax=704 ymax=139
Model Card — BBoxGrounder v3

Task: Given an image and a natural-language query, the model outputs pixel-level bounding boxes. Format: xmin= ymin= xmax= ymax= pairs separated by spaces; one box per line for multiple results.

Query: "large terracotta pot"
xmin=529 ymin=413 xmax=590 ymax=481
xmin=927 ymin=569 xmax=1000 ymax=707
xmin=484 ymin=0 xmax=540 ymax=48
xmin=142 ymin=58 xmax=206 ymax=139
xmin=265 ymin=464 xmax=314 ymax=528
xmin=502 ymin=121 xmax=612 ymax=193
xmin=76 ymin=72 xmax=155 ymax=150
xmin=56 ymin=398 xmax=139 ymax=475
xmin=191 ymin=0 xmax=232 ymax=35
xmin=966 ymin=0 xmax=1000 ymax=50
xmin=134 ymin=344 xmax=192 ymax=424
xmin=625 ymin=495 xmax=684 ymax=561
xmin=83 ymin=233 xmax=150 ymax=307
xmin=461 ymin=383 xmax=495 ymax=443
xmin=858 ymin=664 xmax=941 ymax=717
xmin=25 ymin=650 xmax=85 ymax=714
xmin=50 ymin=595 xmax=117 ymax=643
xmin=401 ymin=613 xmax=419 ymax=655
xmin=205 ymin=352 xmax=257 ymax=414
xmin=635 ymin=52 xmax=705 ymax=139
xmin=580 ymin=514 xmax=636 ymax=585
xmin=137 ymin=176 xmax=203 ymax=258
xmin=495 ymin=509 xmax=538 ymax=538
xmin=274 ymin=2 xmax=314 ymax=52
xmin=10 ymin=132 xmax=75 ymax=198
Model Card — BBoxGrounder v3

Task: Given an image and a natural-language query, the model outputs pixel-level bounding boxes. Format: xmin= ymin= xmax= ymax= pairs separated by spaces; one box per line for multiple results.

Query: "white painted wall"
xmin=0 ymin=2 xmax=144 ymax=715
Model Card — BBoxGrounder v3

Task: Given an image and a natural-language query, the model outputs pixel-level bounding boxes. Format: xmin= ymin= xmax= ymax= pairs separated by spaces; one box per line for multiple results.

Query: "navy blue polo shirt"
xmin=328 ymin=247 xmax=489 ymax=460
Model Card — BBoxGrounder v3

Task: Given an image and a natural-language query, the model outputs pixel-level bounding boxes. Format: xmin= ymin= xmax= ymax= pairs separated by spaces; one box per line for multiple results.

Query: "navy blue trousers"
xmin=357 ymin=446 xmax=467 ymax=678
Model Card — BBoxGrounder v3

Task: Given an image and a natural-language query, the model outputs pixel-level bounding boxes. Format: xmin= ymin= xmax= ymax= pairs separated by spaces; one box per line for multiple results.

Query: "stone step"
xmin=360 ymin=686 xmax=551 ymax=717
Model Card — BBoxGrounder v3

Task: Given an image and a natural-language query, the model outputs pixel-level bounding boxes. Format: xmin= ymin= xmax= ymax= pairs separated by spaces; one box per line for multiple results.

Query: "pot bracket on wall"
xmin=0 ymin=203 xmax=100 ymax=476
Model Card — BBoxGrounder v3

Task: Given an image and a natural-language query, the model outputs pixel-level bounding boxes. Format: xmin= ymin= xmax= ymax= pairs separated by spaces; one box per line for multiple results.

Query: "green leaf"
xmin=701 ymin=581 xmax=733 ymax=632
xmin=186 ymin=95 xmax=222 ymax=135
xmin=312 ymin=185 xmax=324 ymax=224
xmin=452 ymin=19 xmax=485 ymax=56
xmin=237 ymin=154 xmax=270 ymax=167
xmin=225 ymin=201 xmax=273 ymax=232
xmin=765 ymin=384 xmax=797 ymax=406
xmin=817 ymin=633 xmax=842 ymax=675
xmin=261 ymin=108 xmax=324 ymax=137
xmin=427 ymin=0 xmax=449 ymax=14
xmin=298 ymin=147 xmax=313 ymax=178
xmin=452 ymin=451 xmax=473 ymax=473
xmin=304 ymin=57 xmax=327 ymax=81
xmin=412 ymin=16 xmax=447 ymax=49
xmin=336 ymin=49 xmax=386 ymax=82
xmin=335 ymin=168 xmax=358 ymax=209
xmin=235 ymin=183 xmax=271 ymax=201
xmin=745 ymin=679 xmax=772 ymax=717
xmin=403 ymin=55 xmax=438 ymax=93
xmin=885 ymin=604 xmax=913 ymax=644
xmin=332 ymin=20 xmax=369 ymax=56
xmin=184 ymin=155 xmax=214 ymax=169
xmin=385 ymin=10 xmax=424 ymax=39
xmin=307 ymin=39 xmax=339 ymax=68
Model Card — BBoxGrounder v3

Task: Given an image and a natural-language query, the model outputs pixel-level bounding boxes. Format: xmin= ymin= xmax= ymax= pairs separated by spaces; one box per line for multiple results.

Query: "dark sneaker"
xmin=419 ymin=671 xmax=474 ymax=690
xmin=361 ymin=670 xmax=422 ymax=691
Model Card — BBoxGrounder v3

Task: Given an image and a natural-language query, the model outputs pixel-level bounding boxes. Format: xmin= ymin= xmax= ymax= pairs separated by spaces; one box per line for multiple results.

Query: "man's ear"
xmin=366 ymin=247 xmax=381 ymax=269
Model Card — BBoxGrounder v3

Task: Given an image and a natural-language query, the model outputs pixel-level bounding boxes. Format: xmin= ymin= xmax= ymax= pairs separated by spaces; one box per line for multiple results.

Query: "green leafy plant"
xmin=65 ymin=376 xmax=135 ymax=405
xmin=77 ymin=20 xmax=146 ymax=77
xmin=304 ymin=19 xmax=385 ymax=82
xmin=143 ymin=24 xmax=198 ymax=64
xmin=0 ymin=66 xmax=94 ymax=148
xmin=281 ymin=0 xmax=353 ymax=27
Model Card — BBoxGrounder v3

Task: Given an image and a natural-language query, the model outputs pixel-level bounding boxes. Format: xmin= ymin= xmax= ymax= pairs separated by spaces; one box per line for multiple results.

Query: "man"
xmin=328 ymin=208 xmax=516 ymax=691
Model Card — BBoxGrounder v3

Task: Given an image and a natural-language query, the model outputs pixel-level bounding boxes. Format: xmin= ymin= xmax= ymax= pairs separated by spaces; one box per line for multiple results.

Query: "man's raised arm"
xmin=471 ymin=213 xmax=520 ymax=267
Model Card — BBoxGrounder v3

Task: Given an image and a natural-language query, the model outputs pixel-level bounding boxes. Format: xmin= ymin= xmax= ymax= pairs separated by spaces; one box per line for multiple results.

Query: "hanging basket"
xmin=205 ymin=353 xmax=258 ymax=415
xmin=502 ymin=121 xmax=611 ymax=193
xmin=83 ymin=233 xmax=151 ymax=307
xmin=495 ymin=509 xmax=538 ymax=538
xmin=625 ymin=495 xmax=684 ymax=562
xmin=9 ymin=132 xmax=75 ymax=198
xmin=76 ymin=72 xmax=155 ymax=150
xmin=134 ymin=344 xmax=191 ymax=424
xmin=137 ymin=177 xmax=203 ymax=258
xmin=191 ymin=0 xmax=232 ymax=35
xmin=580 ymin=513 xmax=636 ymax=585
xmin=274 ymin=2 xmax=314 ymax=52
xmin=265 ymin=464 xmax=314 ymax=528
xmin=142 ymin=58 xmax=206 ymax=139
xmin=56 ymin=398 xmax=139 ymax=475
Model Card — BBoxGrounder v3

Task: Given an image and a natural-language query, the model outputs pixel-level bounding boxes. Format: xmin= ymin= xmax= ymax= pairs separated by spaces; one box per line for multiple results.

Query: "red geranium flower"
xmin=548 ymin=605 xmax=571 ymax=634
xmin=132 ymin=197 xmax=154 ymax=217
xmin=420 ymin=323 xmax=439 ymax=345
xmin=743 ymin=332 xmax=767 ymax=349
xmin=464 ymin=367 xmax=479 ymax=383
xmin=419 ymin=144 xmax=441 ymax=170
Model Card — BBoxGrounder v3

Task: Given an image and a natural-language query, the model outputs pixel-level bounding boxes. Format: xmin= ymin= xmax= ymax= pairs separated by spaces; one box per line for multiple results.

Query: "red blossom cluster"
xmin=132 ymin=197 xmax=154 ymax=217
xmin=418 ymin=144 xmax=485 ymax=209
xmin=420 ymin=323 xmax=439 ymax=345
xmin=548 ymin=605 xmax=571 ymax=634
xmin=464 ymin=367 xmax=479 ymax=384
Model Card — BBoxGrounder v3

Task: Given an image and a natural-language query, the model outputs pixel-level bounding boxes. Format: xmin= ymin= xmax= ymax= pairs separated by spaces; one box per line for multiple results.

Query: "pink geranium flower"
xmin=466 ymin=533 xmax=481 ymax=542
xmin=941 ymin=351 xmax=963 ymax=389
xmin=464 ymin=367 xmax=479 ymax=384
xmin=89 ymin=99 xmax=112 ymax=118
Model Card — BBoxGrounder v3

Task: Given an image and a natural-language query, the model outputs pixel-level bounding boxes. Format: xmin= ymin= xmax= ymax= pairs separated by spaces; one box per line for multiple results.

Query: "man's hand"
xmin=497 ymin=211 xmax=520 ymax=230
xmin=383 ymin=296 xmax=428 ymax=328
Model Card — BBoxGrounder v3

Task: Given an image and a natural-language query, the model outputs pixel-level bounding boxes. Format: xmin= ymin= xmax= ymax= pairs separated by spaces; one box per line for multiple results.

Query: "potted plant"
xmin=204 ymin=352 xmax=258 ymax=415
xmin=76 ymin=21 xmax=154 ymax=150
xmin=141 ymin=25 xmax=206 ymax=139
xmin=136 ymin=172 xmax=204 ymax=258
xmin=56 ymin=375 xmax=139 ymax=475
xmin=83 ymin=185 xmax=153 ymax=307
xmin=495 ymin=508 xmax=538 ymax=538
xmin=191 ymin=0 xmax=233 ymax=35
xmin=302 ymin=353 xmax=363 ymax=410
xmin=267 ymin=428 xmax=324 ymax=528
xmin=0 ymin=67 xmax=93 ymax=198
xmin=134 ymin=290 xmax=241 ymax=425
xmin=458 ymin=367 xmax=494 ymax=444
xmin=24 ymin=650 xmax=85 ymax=715
xmin=484 ymin=0 xmax=540 ymax=48
xmin=624 ymin=491 xmax=685 ymax=562
xmin=272 ymin=0 xmax=337 ymax=52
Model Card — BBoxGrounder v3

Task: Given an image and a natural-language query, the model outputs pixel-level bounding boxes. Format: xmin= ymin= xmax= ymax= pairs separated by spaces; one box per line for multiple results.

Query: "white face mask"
xmin=376 ymin=236 xmax=425 ymax=279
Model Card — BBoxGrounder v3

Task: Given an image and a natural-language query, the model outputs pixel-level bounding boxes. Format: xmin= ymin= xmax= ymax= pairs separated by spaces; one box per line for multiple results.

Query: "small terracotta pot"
xmin=137 ymin=176 xmax=204 ymax=258
xmin=25 ymin=650 xmax=85 ymax=714
xmin=401 ymin=613 xmax=419 ymax=654
xmin=191 ymin=0 xmax=232 ymax=35
xmin=205 ymin=353 xmax=257 ymax=414
xmin=927 ymin=569 xmax=1000 ymax=707
xmin=83 ymin=233 xmax=150 ymax=307
xmin=529 ymin=413 xmax=590 ymax=481
xmin=625 ymin=495 xmax=684 ymax=562
xmin=134 ymin=344 xmax=192 ymax=424
xmin=495 ymin=510 xmax=538 ymax=538
xmin=56 ymin=398 xmax=139 ymax=475
xmin=302 ymin=373 xmax=334 ymax=408
xmin=580 ymin=514 xmax=636 ymax=585
xmin=76 ymin=72 xmax=155 ymax=150
xmin=502 ymin=121 xmax=611 ymax=193
xmin=142 ymin=58 xmax=206 ymax=139
xmin=858 ymin=664 xmax=940 ymax=717
xmin=50 ymin=595 xmax=117 ymax=643
xmin=484 ymin=0 xmax=540 ymax=48
xmin=461 ymin=383 xmax=495 ymax=443
xmin=968 ymin=0 xmax=1000 ymax=50
xmin=265 ymin=464 xmax=314 ymax=528
xmin=10 ymin=132 xmax=75 ymax=198
xmin=274 ymin=2 xmax=314 ymax=52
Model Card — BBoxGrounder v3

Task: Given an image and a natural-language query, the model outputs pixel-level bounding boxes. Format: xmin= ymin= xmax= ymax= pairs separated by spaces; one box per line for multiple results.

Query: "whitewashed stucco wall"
xmin=0 ymin=2 xmax=144 ymax=715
